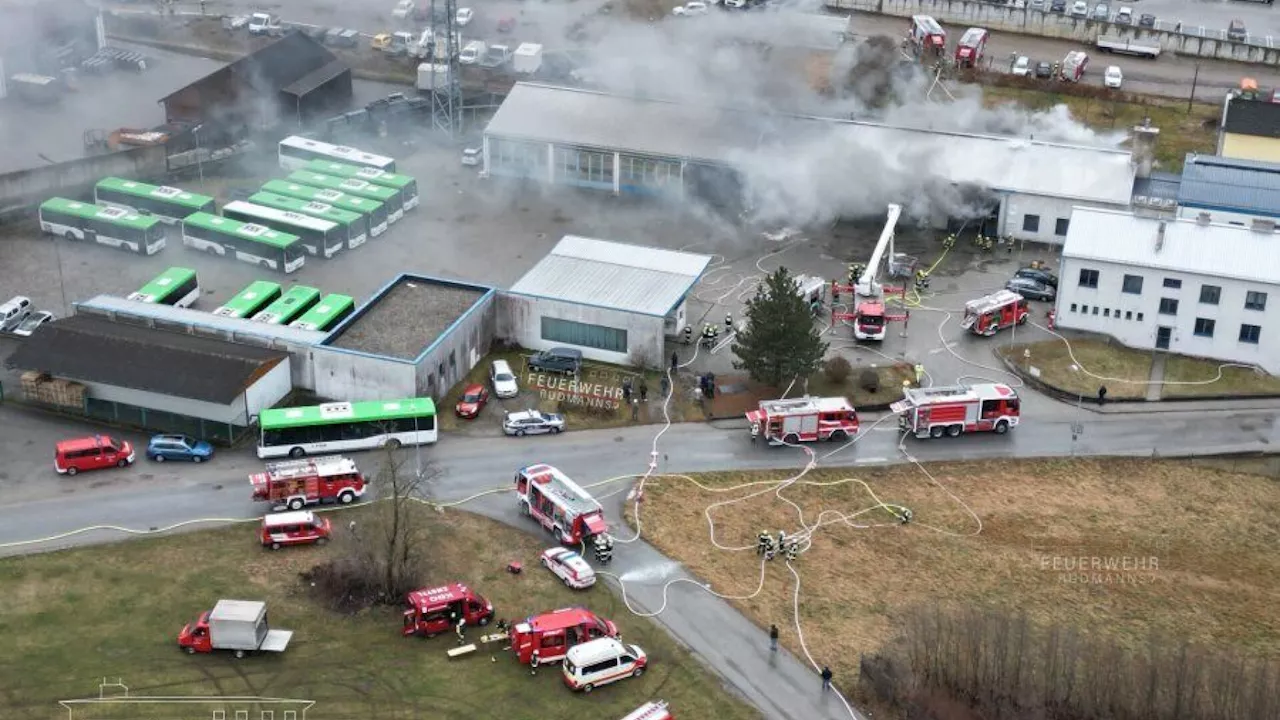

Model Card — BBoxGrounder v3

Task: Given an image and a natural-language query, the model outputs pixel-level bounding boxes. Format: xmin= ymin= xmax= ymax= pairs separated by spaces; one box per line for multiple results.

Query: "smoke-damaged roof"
xmin=486 ymin=83 xmax=1136 ymax=206
xmin=1177 ymin=154 xmax=1280 ymax=217
xmin=1063 ymin=207 xmax=1280 ymax=286
xmin=507 ymin=236 xmax=713 ymax=317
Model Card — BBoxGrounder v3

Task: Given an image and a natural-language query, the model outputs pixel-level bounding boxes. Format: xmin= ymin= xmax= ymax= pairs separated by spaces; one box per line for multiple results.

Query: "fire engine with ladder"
xmin=890 ymin=383 xmax=1021 ymax=439
xmin=515 ymin=464 xmax=607 ymax=545
xmin=961 ymin=289 xmax=1029 ymax=336
xmin=830 ymin=204 xmax=913 ymax=341
xmin=746 ymin=396 xmax=859 ymax=445
xmin=250 ymin=455 xmax=367 ymax=510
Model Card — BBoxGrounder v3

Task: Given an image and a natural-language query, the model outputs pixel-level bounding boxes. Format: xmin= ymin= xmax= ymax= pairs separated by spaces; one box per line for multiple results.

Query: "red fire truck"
xmin=402 ymin=583 xmax=494 ymax=637
xmin=515 ymin=464 xmax=607 ymax=545
xmin=746 ymin=396 xmax=859 ymax=445
xmin=961 ymin=289 xmax=1028 ymax=337
xmin=853 ymin=300 xmax=887 ymax=340
xmin=511 ymin=606 xmax=619 ymax=666
xmin=890 ymin=383 xmax=1021 ymax=439
xmin=249 ymin=455 xmax=367 ymax=511
xmin=955 ymin=27 xmax=989 ymax=67
xmin=909 ymin=15 xmax=946 ymax=55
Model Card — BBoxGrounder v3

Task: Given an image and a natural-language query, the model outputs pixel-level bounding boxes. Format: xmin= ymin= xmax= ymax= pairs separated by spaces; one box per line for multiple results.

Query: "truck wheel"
xmin=994 ymin=420 xmax=1009 ymax=435
xmin=828 ymin=430 xmax=847 ymax=442
xmin=338 ymin=491 xmax=355 ymax=505
xmin=288 ymin=498 xmax=304 ymax=511
xmin=235 ymin=649 xmax=245 ymax=659
xmin=478 ymin=616 xmax=489 ymax=626
xmin=520 ymin=502 xmax=531 ymax=516
xmin=385 ymin=438 xmax=402 ymax=450
xmin=783 ymin=433 xmax=799 ymax=445
xmin=288 ymin=447 xmax=305 ymax=459
xmin=929 ymin=426 xmax=944 ymax=439
xmin=271 ymin=541 xmax=281 ymax=550
xmin=185 ymin=646 xmax=195 ymax=655
xmin=946 ymin=425 xmax=962 ymax=437
xmin=553 ymin=527 xmax=565 ymax=544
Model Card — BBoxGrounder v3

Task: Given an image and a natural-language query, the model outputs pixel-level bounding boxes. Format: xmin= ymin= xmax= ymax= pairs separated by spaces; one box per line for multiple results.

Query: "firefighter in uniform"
xmin=455 ymin=616 xmax=467 ymax=646
xmin=725 ymin=314 xmax=734 ymax=334
xmin=757 ymin=530 xmax=770 ymax=555
xmin=777 ymin=529 xmax=787 ymax=553
xmin=593 ymin=533 xmax=613 ymax=564
xmin=764 ymin=534 xmax=777 ymax=560
xmin=683 ymin=325 xmax=693 ymax=345
xmin=914 ymin=269 xmax=930 ymax=290
xmin=785 ymin=538 xmax=799 ymax=562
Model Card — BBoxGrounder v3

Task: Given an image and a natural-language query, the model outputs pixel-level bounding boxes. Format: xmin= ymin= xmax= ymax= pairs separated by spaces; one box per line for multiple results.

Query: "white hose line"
xmin=786 ymin=560 xmax=860 ymax=718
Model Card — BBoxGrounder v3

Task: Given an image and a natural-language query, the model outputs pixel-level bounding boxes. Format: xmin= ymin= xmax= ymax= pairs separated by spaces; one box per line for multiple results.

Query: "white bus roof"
xmin=223 ymin=200 xmax=339 ymax=231
xmin=278 ymin=135 xmax=395 ymax=167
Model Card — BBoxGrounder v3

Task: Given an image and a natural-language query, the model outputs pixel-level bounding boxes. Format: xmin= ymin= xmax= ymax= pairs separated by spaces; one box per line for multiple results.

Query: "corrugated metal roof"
xmin=507 ymin=236 xmax=713 ymax=316
xmin=1177 ymin=153 xmax=1280 ymax=217
xmin=1062 ymin=207 xmax=1280 ymax=286
xmin=75 ymin=295 xmax=327 ymax=345
xmin=484 ymin=83 xmax=1136 ymax=205
xmin=1132 ymin=171 xmax=1182 ymax=202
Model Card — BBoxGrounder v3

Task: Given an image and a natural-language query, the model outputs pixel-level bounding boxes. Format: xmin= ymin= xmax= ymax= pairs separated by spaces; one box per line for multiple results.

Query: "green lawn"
xmin=1162 ymin=355 xmax=1280 ymax=398
xmin=0 ymin=508 xmax=760 ymax=720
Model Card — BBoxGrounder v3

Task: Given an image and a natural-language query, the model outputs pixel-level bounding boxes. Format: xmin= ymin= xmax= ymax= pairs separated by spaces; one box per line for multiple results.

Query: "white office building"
xmin=1055 ymin=207 xmax=1280 ymax=373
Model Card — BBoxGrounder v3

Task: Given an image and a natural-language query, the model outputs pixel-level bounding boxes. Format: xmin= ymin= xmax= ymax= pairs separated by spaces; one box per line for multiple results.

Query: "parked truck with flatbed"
xmin=178 ymin=599 xmax=293 ymax=658
xmin=1096 ymin=33 xmax=1161 ymax=58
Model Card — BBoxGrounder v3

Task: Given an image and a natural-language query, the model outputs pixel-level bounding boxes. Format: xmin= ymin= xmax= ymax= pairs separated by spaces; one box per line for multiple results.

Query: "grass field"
xmin=999 ymin=339 xmax=1280 ymax=399
xmin=0 ymin=508 xmax=760 ymax=720
xmin=630 ymin=459 xmax=1280 ymax=701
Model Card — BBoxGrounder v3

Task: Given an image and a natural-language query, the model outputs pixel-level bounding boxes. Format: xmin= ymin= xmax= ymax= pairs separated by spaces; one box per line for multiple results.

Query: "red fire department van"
xmin=54 ymin=435 xmax=135 ymax=476
xmin=511 ymin=606 xmax=619 ymax=666
xmin=961 ymin=289 xmax=1028 ymax=337
xmin=260 ymin=511 xmax=331 ymax=550
xmin=890 ymin=383 xmax=1021 ymax=439
xmin=515 ymin=464 xmax=607 ymax=545
xmin=250 ymin=455 xmax=366 ymax=511
xmin=746 ymin=396 xmax=859 ymax=445
xmin=909 ymin=15 xmax=946 ymax=54
xmin=955 ymin=27 xmax=989 ymax=67
xmin=853 ymin=300 xmax=887 ymax=341
xmin=402 ymin=583 xmax=494 ymax=637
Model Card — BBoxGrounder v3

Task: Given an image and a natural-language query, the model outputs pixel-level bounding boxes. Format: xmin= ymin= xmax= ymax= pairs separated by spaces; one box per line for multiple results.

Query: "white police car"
xmin=540 ymin=546 xmax=596 ymax=589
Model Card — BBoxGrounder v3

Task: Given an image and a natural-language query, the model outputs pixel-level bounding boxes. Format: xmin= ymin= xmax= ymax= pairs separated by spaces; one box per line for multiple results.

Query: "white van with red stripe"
xmin=562 ymin=637 xmax=647 ymax=692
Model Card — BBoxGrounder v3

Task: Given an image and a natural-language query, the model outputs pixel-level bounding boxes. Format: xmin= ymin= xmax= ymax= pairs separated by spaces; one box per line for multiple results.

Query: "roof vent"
xmin=1196 ymin=212 xmax=1212 ymax=226
xmin=1251 ymin=218 xmax=1275 ymax=234
xmin=1156 ymin=221 xmax=1166 ymax=251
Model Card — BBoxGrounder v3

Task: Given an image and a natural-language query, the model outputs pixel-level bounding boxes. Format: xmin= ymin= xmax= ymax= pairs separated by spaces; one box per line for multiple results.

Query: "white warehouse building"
xmin=498 ymin=236 xmax=713 ymax=367
xmin=1055 ymin=207 xmax=1280 ymax=373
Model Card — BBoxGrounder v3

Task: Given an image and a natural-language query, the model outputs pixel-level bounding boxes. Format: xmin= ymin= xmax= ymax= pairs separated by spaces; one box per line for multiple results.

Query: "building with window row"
xmin=1055 ymin=207 xmax=1279 ymax=373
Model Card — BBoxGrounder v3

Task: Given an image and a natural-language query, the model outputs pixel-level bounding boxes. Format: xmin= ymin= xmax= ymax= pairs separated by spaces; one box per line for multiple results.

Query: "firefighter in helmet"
xmin=683 ymin=325 xmax=693 ymax=345
xmin=725 ymin=313 xmax=734 ymax=334
xmin=757 ymin=530 xmax=770 ymax=555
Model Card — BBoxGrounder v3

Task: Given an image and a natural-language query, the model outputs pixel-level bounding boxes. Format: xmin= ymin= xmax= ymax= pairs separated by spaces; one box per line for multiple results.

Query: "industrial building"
xmin=312 ymin=274 xmax=497 ymax=401
xmin=482 ymin=83 xmax=1138 ymax=244
xmin=1175 ymin=154 xmax=1280 ymax=225
xmin=4 ymin=314 xmax=292 ymax=443
xmin=1217 ymin=93 xmax=1280 ymax=163
xmin=159 ymin=31 xmax=351 ymax=129
xmin=499 ymin=236 xmax=713 ymax=367
xmin=1055 ymin=207 xmax=1280 ymax=374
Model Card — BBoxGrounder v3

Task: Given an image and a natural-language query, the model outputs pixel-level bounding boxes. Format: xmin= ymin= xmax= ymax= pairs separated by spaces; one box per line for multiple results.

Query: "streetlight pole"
xmin=1187 ymin=62 xmax=1200 ymax=113
xmin=52 ymin=234 xmax=69 ymax=315
xmin=192 ymin=124 xmax=205 ymax=183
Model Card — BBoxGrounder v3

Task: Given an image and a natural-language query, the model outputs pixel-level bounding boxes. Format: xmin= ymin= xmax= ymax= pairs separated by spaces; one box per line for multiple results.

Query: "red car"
xmin=55 ymin=435 xmax=136 ymax=476
xmin=455 ymin=383 xmax=489 ymax=418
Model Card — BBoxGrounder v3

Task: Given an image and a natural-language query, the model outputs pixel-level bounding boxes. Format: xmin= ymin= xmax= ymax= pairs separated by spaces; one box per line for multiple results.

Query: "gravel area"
xmin=327 ymin=277 xmax=487 ymax=360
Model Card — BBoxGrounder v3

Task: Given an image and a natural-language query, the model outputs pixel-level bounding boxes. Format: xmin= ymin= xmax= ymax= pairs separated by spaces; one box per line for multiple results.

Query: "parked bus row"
xmin=213 ymin=279 xmax=355 ymax=332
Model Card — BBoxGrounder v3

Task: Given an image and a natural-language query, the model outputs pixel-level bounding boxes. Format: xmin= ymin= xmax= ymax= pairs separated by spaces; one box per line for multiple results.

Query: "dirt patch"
xmin=629 ymin=458 xmax=1280 ymax=707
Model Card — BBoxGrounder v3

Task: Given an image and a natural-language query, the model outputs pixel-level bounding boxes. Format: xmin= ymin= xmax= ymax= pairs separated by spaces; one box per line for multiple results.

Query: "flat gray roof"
xmin=507 ymin=236 xmax=713 ymax=317
xmin=324 ymin=275 xmax=492 ymax=362
xmin=485 ymin=83 xmax=1137 ymax=206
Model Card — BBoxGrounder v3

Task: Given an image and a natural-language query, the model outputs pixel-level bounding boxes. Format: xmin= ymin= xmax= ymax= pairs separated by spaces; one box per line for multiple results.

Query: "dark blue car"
xmin=147 ymin=434 xmax=214 ymax=463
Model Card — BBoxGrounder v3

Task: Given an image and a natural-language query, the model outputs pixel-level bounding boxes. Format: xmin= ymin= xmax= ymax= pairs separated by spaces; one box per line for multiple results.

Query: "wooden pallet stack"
xmin=21 ymin=371 xmax=86 ymax=409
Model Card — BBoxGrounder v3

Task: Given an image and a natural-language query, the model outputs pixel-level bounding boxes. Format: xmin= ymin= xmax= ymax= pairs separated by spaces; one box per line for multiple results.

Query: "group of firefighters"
xmin=756 ymin=530 xmax=801 ymax=562
xmin=683 ymin=314 xmax=735 ymax=347
xmin=592 ymin=533 xmax=614 ymax=565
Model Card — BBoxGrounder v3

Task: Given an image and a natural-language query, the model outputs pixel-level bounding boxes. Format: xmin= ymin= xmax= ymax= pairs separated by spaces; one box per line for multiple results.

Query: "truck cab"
xmin=402 ymin=583 xmax=494 ymax=637
xmin=178 ymin=611 xmax=215 ymax=654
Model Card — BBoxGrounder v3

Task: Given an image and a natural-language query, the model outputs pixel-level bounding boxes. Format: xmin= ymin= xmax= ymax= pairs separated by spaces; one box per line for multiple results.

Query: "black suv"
xmin=1015 ymin=266 xmax=1059 ymax=288
xmin=528 ymin=347 xmax=583 ymax=375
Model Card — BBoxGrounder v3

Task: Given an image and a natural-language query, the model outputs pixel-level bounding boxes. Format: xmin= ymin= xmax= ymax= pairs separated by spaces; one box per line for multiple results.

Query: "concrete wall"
xmin=1055 ymin=256 xmax=1279 ymax=373
xmin=828 ymin=0 xmax=1280 ymax=66
xmin=0 ymin=144 xmax=167 ymax=216
xmin=1004 ymin=193 xmax=1127 ymax=245
xmin=1220 ymin=133 xmax=1280 ymax=163
xmin=244 ymin=359 xmax=294 ymax=419
xmin=498 ymin=293 xmax=667 ymax=368
xmin=413 ymin=291 xmax=497 ymax=399
xmin=311 ymin=347 xmax=418 ymax=401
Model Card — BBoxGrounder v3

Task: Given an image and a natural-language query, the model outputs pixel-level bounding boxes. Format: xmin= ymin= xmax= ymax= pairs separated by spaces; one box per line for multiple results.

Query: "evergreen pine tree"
xmin=731 ymin=267 xmax=828 ymax=388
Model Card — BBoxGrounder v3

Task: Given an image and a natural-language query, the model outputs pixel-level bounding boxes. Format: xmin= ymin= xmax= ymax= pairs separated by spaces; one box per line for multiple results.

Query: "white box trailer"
xmin=209 ymin=600 xmax=292 ymax=654
xmin=513 ymin=42 xmax=543 ymax=74
xmin=1096 ymin=33 xmax=1161 ymax=58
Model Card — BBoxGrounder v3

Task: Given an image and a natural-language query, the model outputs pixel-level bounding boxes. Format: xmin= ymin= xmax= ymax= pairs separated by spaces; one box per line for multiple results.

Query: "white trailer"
xmin=416 ymin=62 xmax=452 ymax=90
xmin=1096 ymin=33 xmax=1161 ymax=58
xmin=513 ymin=42 xmax=543 ymax=74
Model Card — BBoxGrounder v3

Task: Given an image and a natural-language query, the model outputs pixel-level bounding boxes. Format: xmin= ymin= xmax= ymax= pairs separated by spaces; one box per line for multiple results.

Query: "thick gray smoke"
xmin=553 ymin=4 xmax=1126 ymax=227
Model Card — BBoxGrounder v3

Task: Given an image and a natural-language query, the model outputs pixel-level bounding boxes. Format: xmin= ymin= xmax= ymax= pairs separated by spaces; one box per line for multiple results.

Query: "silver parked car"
xmin=502 ymin=409 xmax=566 ymax=436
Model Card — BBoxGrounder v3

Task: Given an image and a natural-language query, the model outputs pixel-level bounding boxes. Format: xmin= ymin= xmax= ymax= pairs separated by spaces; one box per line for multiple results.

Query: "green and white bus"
xmin=221 ymin=200 xmax=345 ymax=258
xmin=213 ymin=280 xmax=283 ymax=319
xmin=286 ymin=171 xmax=403 ymax=224
xmin=288 ymin=293 xmax=355 ymax=332
xmin=94 ymin=177 xmax=215 ymax=225
xmin=38 ymin=197 xmax=167 ymax=255
xmin=248 ymin=191 xmax=368 ymax=249
xmin=303 ymin=160 xmax=419 ymax=211
xmin=181 ymin=212 xmax=306 ymax=274
xmin=262 ymin=179 xmax=389 ymax=238
xmin=256 ymin=397 xmax=438 ymax=459
xmin=127 ymin=266 xmax=200 ymax=308
xmin=277 ymin=135 xmax=396 ymax=173
xmin=252 ymin=285 xmax=321 ymax=325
